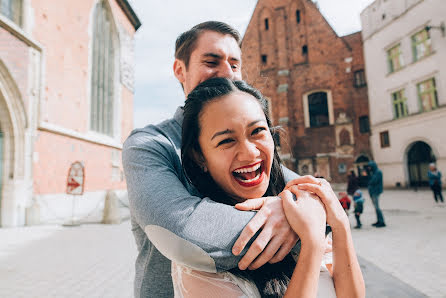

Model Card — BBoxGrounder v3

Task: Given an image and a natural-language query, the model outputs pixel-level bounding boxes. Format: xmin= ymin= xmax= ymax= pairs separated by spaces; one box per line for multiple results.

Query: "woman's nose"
xmin=238 ymin=141 xmax=260 ymax=160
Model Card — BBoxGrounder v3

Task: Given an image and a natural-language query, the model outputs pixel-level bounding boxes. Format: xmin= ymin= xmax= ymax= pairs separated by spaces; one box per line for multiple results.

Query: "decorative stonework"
xmin=118 ymin=25 xmax=135 ymax=92
xmin=277 ymin=84 xmax=288 ymax=93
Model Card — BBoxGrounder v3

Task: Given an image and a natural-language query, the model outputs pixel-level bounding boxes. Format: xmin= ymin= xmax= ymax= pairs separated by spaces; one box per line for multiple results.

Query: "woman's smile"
xmin=232 ymin=161 xmax=265 ymax=187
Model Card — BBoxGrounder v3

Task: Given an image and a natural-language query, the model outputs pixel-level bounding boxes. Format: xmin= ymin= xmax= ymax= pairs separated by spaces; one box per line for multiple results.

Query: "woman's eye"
xmin=217 ymin=138 xmax=234 ymax=146
xmin=252 ymin=127 xmax=266 ymax=135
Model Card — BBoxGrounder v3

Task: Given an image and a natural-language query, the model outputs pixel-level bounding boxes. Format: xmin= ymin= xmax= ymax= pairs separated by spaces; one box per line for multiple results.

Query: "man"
xmin=123 ymin=21 xmax=300 ymax=297
xmin=367 ymin=161 xmax=386 ymax=227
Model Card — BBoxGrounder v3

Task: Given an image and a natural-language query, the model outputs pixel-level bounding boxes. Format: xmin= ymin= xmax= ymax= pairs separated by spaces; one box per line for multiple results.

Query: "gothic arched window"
xmin=90 ymin=1 xmax=116 ymax=136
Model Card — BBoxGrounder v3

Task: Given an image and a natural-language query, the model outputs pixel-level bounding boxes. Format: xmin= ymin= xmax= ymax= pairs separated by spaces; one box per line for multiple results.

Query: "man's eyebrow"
xmin=203 ymin=52 xmax=240 ymax=63
xmin=211 ymin=129 xmax=234 ymax=140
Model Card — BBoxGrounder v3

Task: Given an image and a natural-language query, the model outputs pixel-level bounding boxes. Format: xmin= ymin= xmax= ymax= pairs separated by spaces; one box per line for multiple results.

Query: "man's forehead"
xmin=194 ymin=31 xmax=241 ymax=56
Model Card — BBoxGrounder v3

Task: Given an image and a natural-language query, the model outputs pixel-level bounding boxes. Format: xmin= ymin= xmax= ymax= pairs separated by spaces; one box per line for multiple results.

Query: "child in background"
xmin=338 ymin=192 xmax=351 ymax=215
xmin=353 ymin=190 xmax=365 ymax=229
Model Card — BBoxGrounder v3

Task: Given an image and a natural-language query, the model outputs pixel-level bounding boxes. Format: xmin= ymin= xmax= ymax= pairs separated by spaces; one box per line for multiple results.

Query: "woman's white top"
xmin=172 ymin=251 xmax=336 ymax=298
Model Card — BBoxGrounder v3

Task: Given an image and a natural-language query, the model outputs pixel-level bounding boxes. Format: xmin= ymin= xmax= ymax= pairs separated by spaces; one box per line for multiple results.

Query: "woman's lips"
xmin=232 ymin=161 xmax=265 ymax=187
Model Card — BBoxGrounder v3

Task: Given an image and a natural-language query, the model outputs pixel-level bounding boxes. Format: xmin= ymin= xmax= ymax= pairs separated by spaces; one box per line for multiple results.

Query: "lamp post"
xmin=425 ymin=21 xmax=445 ymax=38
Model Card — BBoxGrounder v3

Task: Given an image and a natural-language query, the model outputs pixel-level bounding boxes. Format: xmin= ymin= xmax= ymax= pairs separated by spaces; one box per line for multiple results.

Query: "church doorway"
xmin=407 ymin=141 xmax=436 ymax=187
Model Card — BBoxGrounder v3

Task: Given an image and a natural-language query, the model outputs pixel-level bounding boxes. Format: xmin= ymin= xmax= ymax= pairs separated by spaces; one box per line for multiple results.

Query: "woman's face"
xmin=197 ymin=91 xmax=274 ymax=202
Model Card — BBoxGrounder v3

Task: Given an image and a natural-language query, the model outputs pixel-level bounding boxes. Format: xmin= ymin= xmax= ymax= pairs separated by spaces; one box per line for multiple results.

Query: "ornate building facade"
xmin=0 ymin=0 xmax=140 ymax=226
xmin=361 ymin=0 xmax=446 ymax=188
xmin=242 ymin=0 xmax=372 ymax=185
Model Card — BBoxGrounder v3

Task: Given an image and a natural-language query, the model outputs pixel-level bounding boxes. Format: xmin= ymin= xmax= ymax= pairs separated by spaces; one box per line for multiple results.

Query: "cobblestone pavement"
xmin=0 ymin=222 xmax=136 ymax=298
xmin=350 ymin=189 xmax=446 ymax=298
xmin=0 ymin=189 xmax=445 ymax=297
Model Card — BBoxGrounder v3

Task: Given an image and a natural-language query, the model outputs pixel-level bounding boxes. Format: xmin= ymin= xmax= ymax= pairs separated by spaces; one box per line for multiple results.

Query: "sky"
xmin=127 ymin=0 xmax=376 ymax=129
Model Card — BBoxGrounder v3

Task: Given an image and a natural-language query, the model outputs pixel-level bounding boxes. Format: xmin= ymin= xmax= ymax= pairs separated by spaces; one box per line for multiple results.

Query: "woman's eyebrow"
xmin=211 ymin=129 xmax=234 ymax=140
xmin=248 ymin=119 xmax=266 ymax=127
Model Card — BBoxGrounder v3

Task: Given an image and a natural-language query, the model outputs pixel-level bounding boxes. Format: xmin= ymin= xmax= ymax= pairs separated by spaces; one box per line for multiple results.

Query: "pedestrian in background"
xmin=338 ymin=191 xmax=351 ymax=215
xmin=368 ymin=161 xmax=386 ymax=228
xmin=353 ymin=190 xmax=364 ymax=229
xmin=347 ymin=170 xmax=359 ymax=197
xmin=428 ymin=163 xmax=444 ymax=203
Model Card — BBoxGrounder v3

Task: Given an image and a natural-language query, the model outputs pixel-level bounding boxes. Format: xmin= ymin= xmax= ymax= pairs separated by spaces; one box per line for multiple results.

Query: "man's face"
xmin=174 ymin=31 xmax=242 ymax=96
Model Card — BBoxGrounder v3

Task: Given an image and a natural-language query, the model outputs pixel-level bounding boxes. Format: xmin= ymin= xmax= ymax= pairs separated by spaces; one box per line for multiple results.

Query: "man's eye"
xmin=231 ymin=64 xmax=239 ymax=70
xmin=217 ymin=139 xmax=234 ymax=146
xmin=205 ymin=61 xmax=217 ymax=66
xmin=252 ymin=127 xmax=266 ymax=135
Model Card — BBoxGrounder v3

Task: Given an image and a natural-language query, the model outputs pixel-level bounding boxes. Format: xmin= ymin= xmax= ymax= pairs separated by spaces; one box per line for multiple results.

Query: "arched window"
xmin=308 ymin=92 xmax=329 ymax=127
xmin=1 ymin=0 xmax=22 ymax=26
xmin=91 ymin=1 xmax=116 ymax=136
xmin=339 ymin=129 xmax=351 ymax=146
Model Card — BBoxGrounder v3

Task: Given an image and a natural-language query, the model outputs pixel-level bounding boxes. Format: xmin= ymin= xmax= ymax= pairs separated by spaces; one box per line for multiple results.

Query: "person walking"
xmin=347 ymin=170 xmax=359 ymax=197
xmin=428 ymin=163 xmax=444 ymax=203
xmin=367 ymin=161 xmax=386 ymax=228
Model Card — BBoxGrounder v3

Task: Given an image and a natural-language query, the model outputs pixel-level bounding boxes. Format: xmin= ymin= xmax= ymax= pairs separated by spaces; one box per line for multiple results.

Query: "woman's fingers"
xmin=295 ymin=183 xmax=330 ymax=205
xmin=285 ymin=175 xmax=321 ymax=190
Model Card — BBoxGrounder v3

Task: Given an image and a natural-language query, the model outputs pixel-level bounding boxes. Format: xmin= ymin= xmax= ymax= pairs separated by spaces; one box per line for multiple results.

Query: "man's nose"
xmin=238 ymin=140 xmax=260 ymax=161
xmin=217 ymin=61 xmax=234 ymax=79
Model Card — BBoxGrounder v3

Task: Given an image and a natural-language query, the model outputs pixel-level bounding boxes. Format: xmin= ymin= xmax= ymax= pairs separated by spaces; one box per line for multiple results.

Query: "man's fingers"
xmin=268 ymin=235 xmax=299 ymax=264
xmin=234 ymin=197 xmax=266 ymax=211
xmin=247 ymin=235 xmax=283 ymax=270
xmin=232 ymin=210 xmax=267 ymax=255
xmin=237 ymin=228 xmax=274 ymax=270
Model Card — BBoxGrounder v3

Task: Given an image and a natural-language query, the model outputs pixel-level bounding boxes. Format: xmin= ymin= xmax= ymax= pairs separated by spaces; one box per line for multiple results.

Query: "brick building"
xmin=242 ymin=0 xmax=372 ymax=185
xmin=0 ymin=0 xmax=140 ymax=227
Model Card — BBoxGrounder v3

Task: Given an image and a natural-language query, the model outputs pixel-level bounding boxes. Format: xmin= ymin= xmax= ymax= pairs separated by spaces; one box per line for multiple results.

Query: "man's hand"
xmin=232 ymin=197 xmax=299 ymax=270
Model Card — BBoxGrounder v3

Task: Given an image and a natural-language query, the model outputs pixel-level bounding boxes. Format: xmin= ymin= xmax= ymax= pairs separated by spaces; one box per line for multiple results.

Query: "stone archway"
xmin=407 ymin=141 xmax=436 ymax=187
xmin=0 ymin=59 xmax=28 ymax=227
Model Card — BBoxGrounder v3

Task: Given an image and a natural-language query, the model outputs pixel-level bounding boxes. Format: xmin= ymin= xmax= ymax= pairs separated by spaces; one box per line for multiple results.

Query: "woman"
xmin=428 ymin=163 xmax=444 ymax=203
xmin=176 ymin=78 xmax=364 ymax=297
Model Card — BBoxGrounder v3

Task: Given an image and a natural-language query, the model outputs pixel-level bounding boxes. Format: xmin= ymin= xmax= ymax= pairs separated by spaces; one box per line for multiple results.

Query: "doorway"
xmin=407 ymin=141 xmax=436 ymax=187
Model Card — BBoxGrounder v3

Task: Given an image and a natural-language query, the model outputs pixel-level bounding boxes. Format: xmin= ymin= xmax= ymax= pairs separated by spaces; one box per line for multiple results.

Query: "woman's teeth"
xmin=233 ymin=163 xmax=261 ymax=174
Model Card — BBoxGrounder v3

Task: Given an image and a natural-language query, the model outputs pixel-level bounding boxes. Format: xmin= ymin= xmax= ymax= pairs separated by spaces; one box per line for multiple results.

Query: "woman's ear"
xmin=192 ymin=150 xmax=207 ymax=172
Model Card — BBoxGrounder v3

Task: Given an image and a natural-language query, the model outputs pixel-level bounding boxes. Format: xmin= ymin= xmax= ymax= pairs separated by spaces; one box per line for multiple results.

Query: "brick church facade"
xmin=0 ymin=0 xmax=140 ymax=226
xmin=242 ymin=0 xmax=372 ymax=185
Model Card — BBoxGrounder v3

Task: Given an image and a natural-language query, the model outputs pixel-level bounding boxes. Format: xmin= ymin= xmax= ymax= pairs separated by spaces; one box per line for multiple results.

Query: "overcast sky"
xmin=127 ymin=0 xmax=375 ymax=129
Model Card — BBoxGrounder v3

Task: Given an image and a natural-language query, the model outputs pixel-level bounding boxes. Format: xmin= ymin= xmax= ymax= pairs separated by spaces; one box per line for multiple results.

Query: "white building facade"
xmin=361 ymin=0 xmax=446 ymax=188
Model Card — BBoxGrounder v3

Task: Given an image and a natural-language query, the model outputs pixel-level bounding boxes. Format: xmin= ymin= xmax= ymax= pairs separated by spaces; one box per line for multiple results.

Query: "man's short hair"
xmin=175 ymin=21 xmax=241 ymax=68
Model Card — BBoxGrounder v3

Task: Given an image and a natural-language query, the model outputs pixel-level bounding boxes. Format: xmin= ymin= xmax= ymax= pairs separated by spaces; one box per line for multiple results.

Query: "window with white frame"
xmin=308 ymin=92 xmax=329 ymax=128
xmin=412 ymin=28 xmax=432 ymax=61
xmin=417 ymin=78 xmax=438 ymax=112
xmin=0 ymin=0 xmax=22 ymax=26
xmin=90 ymin=1 xmax=116 ymax=137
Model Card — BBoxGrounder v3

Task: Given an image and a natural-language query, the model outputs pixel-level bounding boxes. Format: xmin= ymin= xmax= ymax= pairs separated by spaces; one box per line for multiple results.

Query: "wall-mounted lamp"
xmin=425 ymin=21 xmax=445 ymax=37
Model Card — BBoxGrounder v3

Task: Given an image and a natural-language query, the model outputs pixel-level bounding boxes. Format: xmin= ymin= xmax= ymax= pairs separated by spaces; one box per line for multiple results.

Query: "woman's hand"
xmin=280 ymin=189 xmax=326 ymax=246
xmin=285 ymin=176 xmax=349 ymax=230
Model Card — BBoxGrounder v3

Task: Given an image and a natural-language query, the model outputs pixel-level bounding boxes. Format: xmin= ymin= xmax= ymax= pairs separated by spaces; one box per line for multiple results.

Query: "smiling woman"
xmin=181 ymin=78 xmax=285 ymax=206
xmin=178 ymin=78 xmax=339 ymax=298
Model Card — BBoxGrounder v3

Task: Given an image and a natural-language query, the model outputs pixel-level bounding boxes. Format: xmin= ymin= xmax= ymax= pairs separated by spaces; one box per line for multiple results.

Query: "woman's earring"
xmin=202 ymin=166 xmax=208 ymax=172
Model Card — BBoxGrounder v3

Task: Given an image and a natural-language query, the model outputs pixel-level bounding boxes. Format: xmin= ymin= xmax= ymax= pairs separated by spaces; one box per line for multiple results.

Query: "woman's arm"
xmin=285 ymin=176 xmax=366 ymax=298
xmin=331 ymin=220 xmax=365 ymax=298
xmin=281 ymin=190 xmax=327 ymax=298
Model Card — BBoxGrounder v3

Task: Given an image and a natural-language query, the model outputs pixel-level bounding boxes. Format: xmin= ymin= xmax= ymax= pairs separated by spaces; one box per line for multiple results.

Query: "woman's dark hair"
xmin=181 ymin=77 xmax=293 ymax=297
